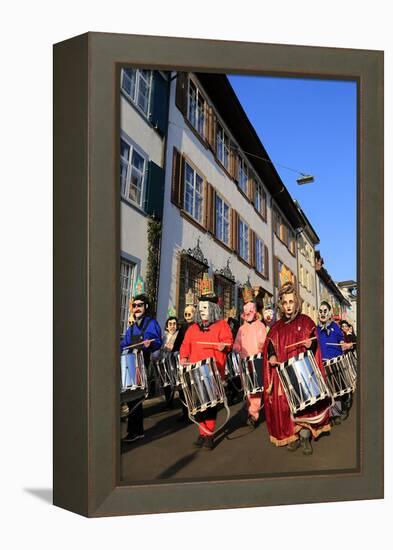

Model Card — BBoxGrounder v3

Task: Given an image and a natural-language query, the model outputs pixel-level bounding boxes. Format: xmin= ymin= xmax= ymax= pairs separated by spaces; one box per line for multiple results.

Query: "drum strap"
xmin=293 ymin=407 xmax=330 ymax=425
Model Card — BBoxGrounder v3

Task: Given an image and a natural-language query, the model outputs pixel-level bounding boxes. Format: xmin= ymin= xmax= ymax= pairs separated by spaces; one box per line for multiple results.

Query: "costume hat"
xmin=197 ymin=273 xmax=218 ymax=303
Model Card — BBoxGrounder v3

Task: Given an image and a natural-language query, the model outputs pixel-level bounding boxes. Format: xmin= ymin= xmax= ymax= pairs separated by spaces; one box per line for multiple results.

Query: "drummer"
xmin=317 ymin=301 xmax=349 ymax=425
xmin=120 ymin=293 xmax=163 ymax=443
xmin=179 ymin=274 xmax=233 ymax=450
xmin=263 ymin=282 xmax=331 ymax=455
xmin=160 ymin=313 xmax=180 ymax=409
xmin=233 ymin=287 xmax=267 ymax=428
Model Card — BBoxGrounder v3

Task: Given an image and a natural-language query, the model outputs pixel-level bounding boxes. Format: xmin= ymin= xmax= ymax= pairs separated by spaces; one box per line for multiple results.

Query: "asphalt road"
xmin=121 ymin=392 xmax=358 ymax=483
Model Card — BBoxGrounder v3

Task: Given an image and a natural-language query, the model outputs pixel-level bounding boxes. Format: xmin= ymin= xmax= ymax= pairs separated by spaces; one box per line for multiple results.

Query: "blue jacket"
xmin=317 ymin=321 xmax=344 ymax=360
xmin=121 ymin=316 xmax=163 ymax=354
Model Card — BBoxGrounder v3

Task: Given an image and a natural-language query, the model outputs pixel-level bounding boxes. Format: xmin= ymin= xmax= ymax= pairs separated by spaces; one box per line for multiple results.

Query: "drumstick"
xmin=195 ymin=341 xmax=232 ymax=346
xmin=285 ymin=336 xmax=317 ymax=349
xmin=123 ymin=338 xmax=156 ymax=350
xmin=326 ymin=343 xmax=345 ymax=346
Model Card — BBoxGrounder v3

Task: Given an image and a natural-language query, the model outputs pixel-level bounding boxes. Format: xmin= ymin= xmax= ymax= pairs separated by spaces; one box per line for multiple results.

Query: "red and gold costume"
xmin=263 ymin=313 xmax=331 ymax=446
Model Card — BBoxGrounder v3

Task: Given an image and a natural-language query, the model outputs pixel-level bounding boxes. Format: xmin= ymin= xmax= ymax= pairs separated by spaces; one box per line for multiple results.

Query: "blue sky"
xmin=228 ymin=75 xmax=357 ymax=282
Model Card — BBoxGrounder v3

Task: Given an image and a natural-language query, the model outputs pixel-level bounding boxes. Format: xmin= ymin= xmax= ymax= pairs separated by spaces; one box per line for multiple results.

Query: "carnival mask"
xmin=243 ymin=302 xmax=257 ymax=323
xmin=318 ymin=304 xmax=331 ymax=324
xmin=166 ymin=319 xmax=178 ymax=334
xmin=263 ymin=308 xmax=273 ymax=324
xmin=184 ymin=306 xmax=195 ymax=323
xmin=131 ymin=300 xmax=145 ymax=319
xmin=198 ymin=301 xmax=210 ymax=322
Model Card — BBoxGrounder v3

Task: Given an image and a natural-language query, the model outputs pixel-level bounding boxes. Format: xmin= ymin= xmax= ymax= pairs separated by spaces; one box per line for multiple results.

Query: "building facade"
xmin=337 ymin=280 xmax=357 ymax=331
xmin=119 ymin=68 xmax=169 ymax=335
xmin=315 ymin=251 xmax=352 ymax=323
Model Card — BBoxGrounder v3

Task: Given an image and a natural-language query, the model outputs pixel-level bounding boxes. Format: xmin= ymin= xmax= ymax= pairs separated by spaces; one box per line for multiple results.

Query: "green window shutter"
xmin=150 ymin=72 xmax=169 ymax=136
xmin=145 ymin=161 xmax=165 ymax=219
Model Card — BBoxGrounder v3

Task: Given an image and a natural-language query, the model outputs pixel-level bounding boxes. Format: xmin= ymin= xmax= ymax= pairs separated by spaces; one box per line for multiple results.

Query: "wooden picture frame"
xmin=53 ymin=32 xmax=383 ymax=517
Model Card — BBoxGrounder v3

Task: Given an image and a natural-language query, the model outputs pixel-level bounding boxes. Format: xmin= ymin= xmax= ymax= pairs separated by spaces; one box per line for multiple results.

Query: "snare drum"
xmin=345 ymin=351 xmax=357 ymax=387
xmin=120 ymin=349 xmax=148 ymax=393
xmin=324 ymin=354 xmax=355 ymax=398
xmin=240 ymin=353 xmax=264 ymax=396
xmin=225 ymin=352 xmax=242 ymax=379
xmin=155 ymin=352 xmax=180 ymax=389
xmin=277 ymin=351 xmax=331 ymax=415
xmin=179 ymin=357 xmax=227 ymax=416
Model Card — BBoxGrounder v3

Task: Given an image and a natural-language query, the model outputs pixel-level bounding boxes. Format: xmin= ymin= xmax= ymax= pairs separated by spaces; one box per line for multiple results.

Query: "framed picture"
xmin=53 ymin=32 xmax=383 ymax=517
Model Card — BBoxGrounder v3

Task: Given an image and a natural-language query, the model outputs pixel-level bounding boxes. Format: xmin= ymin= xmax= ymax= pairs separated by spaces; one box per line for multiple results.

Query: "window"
xmin=237 ymin=157 xmax=248 ymax=194
xmin=214 ymin=275 xmax=234 ymax=319
xmin=255 ymin=236 xmax=266 ymax=275
xmin=121 ymin=69 xmax=152 ymax=116
xmin=255 ymin=181 xmax=267 ymax=219
xmin=275 ymin=257 xmax=296 ymax=289
xmin=289 ymin=231 xmax=296 ymax=255
xmin=300 ymin=264 xmax=304 ymax=286
xmin=120 ymin=259 xmax=135 ymax=336
xmin=187 ymin=79 xmax=205 ymax=137
xmin=215 ymin=194 xmax=230 ymax=245
xmin=120 ymin=138 xmax=146 ymax=206
xmin=178 ymin=255 xmax=207 ymax=316
xmin=184 ymin=161 xmax=204 ymax=223
xmin=239 ymin=219 xmax=249 ymax=262
xmin=216 ymin=123 xmax=230 ymax=169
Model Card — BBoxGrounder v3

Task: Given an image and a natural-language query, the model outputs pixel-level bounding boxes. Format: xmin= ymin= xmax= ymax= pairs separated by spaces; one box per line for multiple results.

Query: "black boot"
xmin=193 ymin=435 xmax=205 ymax=448
xmin=301 ymin=436 xmax=313 ymax=455
xmin=287 ymin=439 xmax=300 ymax=452
xmin=203 ymin=436 xmax=214 ymax=450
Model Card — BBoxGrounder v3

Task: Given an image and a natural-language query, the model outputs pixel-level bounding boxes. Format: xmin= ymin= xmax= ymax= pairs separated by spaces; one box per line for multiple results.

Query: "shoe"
xmin=287 ymin=439 xmax=301 ymax=452
xmin=193 ymin=435 xmax=205 ymax=448
xmin=123 ymin=433 xmax=144 ymax=443
xmin=333 ymin=417 xmax=342 ymax=426
xmin=301 ymin=436 xmax=313 ymax=455
xmin=203 ymin=436 xmax=214 ymax=450
xmin=341 ymin=411 xmax=349 ymax=421
xmin=247 ymin=416 xmax=258 ymax=429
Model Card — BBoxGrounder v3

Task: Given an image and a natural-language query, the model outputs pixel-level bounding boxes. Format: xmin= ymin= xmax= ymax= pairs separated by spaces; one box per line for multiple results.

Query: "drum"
xmin=155 ymin=352 xmax=180 ymax=389
xmin=240 ymin=353 xmax=264 ymax=396
xmin=225 ymin=352 xmax=242 ymax=379
xmin=323 ymin=354 xmax=355 ymax=398
xmin=277 ymin=351 xmax=332 ymax=415
xmin=179 ymin=357 xmax=227 ymax=416
xmin=120 ymin=349 xmax=147 ymax=393
xmin=345 ymin=351 xmax=357 ymax=387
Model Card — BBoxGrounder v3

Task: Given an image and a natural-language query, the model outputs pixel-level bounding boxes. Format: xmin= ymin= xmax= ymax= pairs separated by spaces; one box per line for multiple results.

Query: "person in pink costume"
xmin=233 ymin=301 xmax=267 ymax=427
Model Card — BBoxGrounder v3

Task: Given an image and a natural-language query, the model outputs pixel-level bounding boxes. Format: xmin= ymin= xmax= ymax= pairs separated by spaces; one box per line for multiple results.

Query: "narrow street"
xmin=121 ymin=392 xmax=358 ymax=483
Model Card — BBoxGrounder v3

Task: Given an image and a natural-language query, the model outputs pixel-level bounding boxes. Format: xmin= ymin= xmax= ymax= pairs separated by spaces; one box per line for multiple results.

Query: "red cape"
xmin=263 ymin=313 xmax=331 ymax=446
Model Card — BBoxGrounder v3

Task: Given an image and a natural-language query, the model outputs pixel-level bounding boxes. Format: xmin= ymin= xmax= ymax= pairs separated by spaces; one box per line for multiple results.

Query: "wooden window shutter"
xmin=250 ymin=229 xmax=256 ymax=267
xmin=273 ymin=257 xmax=278 ymax=287
xmin=175 ymin=72 xmax=188 ymax=116
xmin=231 ymin=209 xmax=238 ymax=252
xmin=206 ymin=106 xmax=216 ymax=152
xmin=171 ymin=147 xmax=184 ymax=208
xmin=249 ymin=177 xmax=255 ymax=205
xmin=262 ymin=189 xmax=267 ymax=219
xmin=210 ymin=186 xmax=216 ymax=234
xmin=264 ymin=244 xmax=269 ymax=279
xmin=204 ymin=181 xmax=215 ymax=233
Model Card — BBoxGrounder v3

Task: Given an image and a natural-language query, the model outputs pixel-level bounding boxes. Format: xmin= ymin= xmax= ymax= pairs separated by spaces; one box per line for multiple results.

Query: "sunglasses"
xmin=132 ymin=302 xmax=145 ymax=308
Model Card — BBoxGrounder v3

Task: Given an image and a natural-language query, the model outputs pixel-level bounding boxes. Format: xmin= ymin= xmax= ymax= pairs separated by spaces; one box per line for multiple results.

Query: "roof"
xmin=293 ymin=200 xmax=320 ymax=245
xmin=195 ymin=72 xmax=304 ymax=230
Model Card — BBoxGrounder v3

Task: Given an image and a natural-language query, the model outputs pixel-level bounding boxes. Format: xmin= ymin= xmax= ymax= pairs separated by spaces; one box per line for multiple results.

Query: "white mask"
xmin=198 ymin=301 xmax=210 ymax=321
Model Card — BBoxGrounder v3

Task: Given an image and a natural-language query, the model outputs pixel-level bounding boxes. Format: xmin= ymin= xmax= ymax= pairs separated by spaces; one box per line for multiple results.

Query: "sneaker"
xmin=193 ymin=435 xmax=205 ymax=448
xmin=301 ymin=437 xmax=313 ymax=455
xmin=123 ymin=433 xmax=145 ymax=443
xmin=287 ymin=439 xmax=301 ymax=452
xmin=203 ymin=436 xmax=214 ymax=450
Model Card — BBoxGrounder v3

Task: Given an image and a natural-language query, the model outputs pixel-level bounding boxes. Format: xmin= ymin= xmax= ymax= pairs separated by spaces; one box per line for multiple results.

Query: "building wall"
xmin=156 ymin=73 xmax=273 ymax=327
xmin=298 ymin=231 xmax=318 ymax=322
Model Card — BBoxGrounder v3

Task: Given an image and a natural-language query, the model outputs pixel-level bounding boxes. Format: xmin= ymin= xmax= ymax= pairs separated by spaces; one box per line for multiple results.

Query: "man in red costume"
xmin=263 ymin=282 xmax=331 ymax=455
xmin=180 ymin=276 xmax=233 ymax=450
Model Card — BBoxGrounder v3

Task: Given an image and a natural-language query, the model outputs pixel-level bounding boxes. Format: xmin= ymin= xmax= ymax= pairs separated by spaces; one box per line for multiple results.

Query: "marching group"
xmin=120 ymin=278 xmax=357 ymax=456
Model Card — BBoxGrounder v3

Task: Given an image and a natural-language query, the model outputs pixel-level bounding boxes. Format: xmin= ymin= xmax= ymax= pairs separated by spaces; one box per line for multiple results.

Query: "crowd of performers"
xmin=120 ymin=278 xmax=357 ymax=455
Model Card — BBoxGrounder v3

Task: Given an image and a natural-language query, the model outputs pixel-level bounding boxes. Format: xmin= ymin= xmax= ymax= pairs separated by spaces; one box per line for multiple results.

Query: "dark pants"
xmin=127 ymin=401 xmax=144 ymax=436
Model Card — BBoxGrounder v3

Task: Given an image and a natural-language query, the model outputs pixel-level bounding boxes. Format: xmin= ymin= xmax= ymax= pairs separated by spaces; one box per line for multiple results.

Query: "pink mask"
xmin=243 ymin=302 xmax=257 ymax=322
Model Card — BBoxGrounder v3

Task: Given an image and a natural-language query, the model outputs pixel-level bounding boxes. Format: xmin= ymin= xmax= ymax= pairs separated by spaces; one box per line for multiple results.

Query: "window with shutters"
xmin=275 ymin=256 xmax=296 ymax=289
xmin=121 ymin=69 xmax=152 ymax=117
xmin=239 ymin=218 xmax=249 ymax=263
xmin=215 ymin=194 xmax=230 ymax=245
xmin=255 ymin=236 xmax=266 ymax=276
xmin=214 ymin=275 xmax=234 ymax=319
xmin=184 ymin=161 xmax=204 ymax=223
xmin=255 ymin=181 xmax=267 ymax=220
xmin=187 ymin=79 xmax=206 ymax=138
xmin=216 ymin=123 xmax=230 ymax=170
xmin=178 ymin=255 xmax=208 ymax=317
xmin=237 ymin=156 xmax=248 ymax=194
xmin=120 ymin=137 xmax=147 ymax=207
xmin=120 ymin=258 xmax=136 ymax=337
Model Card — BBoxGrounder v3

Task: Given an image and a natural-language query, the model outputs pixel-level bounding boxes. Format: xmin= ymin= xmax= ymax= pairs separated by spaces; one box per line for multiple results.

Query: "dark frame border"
xmin=53 ymin=32 xmax=383 ymax=517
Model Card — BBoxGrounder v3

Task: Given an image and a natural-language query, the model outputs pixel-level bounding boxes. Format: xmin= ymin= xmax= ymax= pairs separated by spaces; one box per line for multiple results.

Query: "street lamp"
xmin=296 ymin=174 xmax=315 ymax=185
